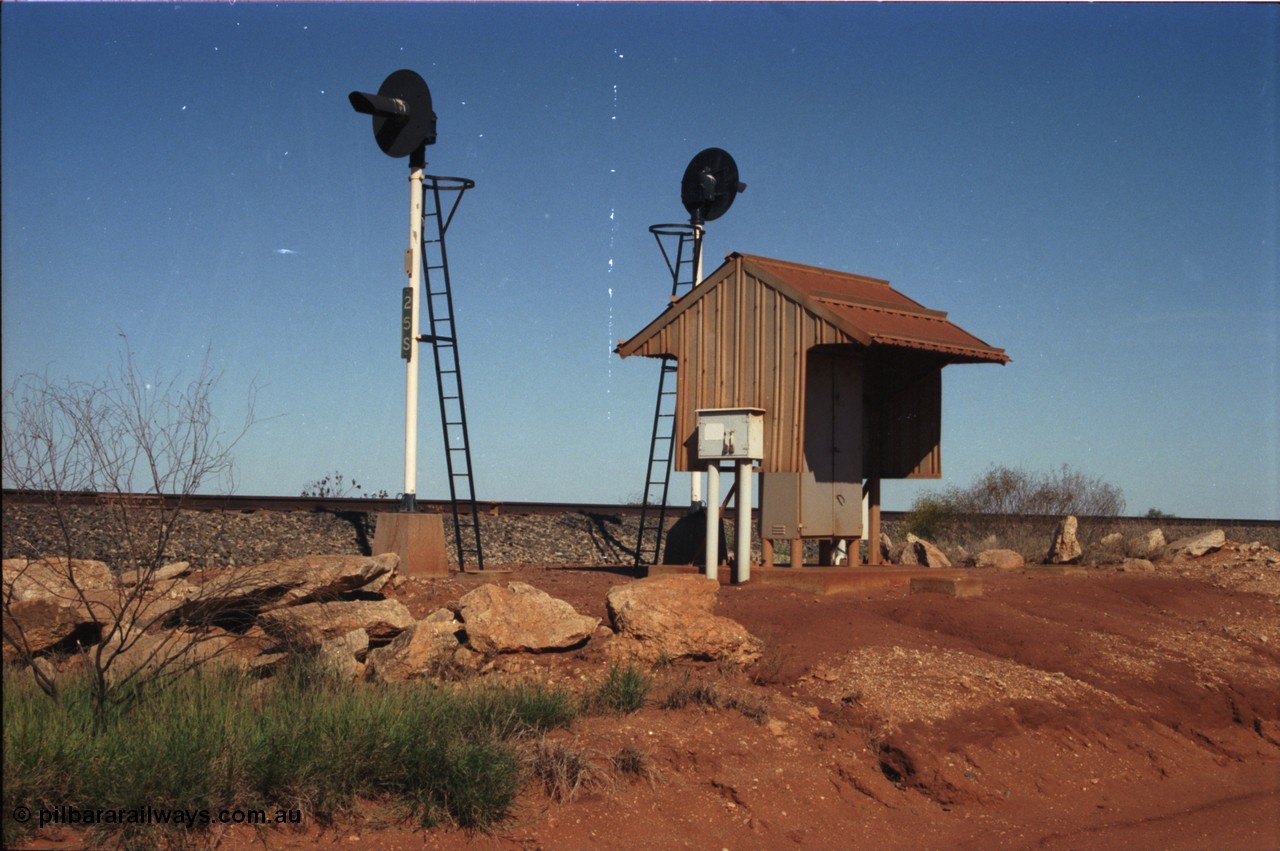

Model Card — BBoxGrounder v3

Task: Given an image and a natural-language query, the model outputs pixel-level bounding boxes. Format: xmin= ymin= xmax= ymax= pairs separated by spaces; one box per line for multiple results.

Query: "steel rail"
xmin=0 ymin=490 xmax=656 ymax=517
xmin=3 ymin=489 xmax=1278 ymax=527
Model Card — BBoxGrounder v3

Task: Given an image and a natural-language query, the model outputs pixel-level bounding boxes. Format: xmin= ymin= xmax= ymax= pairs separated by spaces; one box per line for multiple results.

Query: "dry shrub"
xmin=527 ymin=737 xmax=607 ymax=801
xmin=950 ymin=464 xmax=1125 ymax=517
xmin=610 ymin=744 xmax=659 ymax=786
xmin=660 ymin=672 xmax=769 ymax=724
xmin=661 ymin=673 xmax=722 ymax=711
xmin=722 ymin=692 xmax=769 ymax=724
xmin=903 ymin=464 xmax=1127 ymax=561
xmin=749 ymin=628 xmax=789 ymax=686
xmin=2 ymin=339 xmax=258 ymax=719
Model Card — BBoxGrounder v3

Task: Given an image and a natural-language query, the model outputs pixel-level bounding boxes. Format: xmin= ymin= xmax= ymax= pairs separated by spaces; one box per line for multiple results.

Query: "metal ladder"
xmin=419 ymin=175 xmax=485 ymax=571
xmin=633 ymin=224 xmax=703 ymax=566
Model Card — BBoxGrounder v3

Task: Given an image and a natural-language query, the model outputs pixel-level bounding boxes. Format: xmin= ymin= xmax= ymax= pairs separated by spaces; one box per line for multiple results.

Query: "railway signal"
xmin=633 ymin=148 xmax=746 ymax=566
xmin=347 ymin=70 xmax=484 ymax=570
xmin=349 ymin=70 xmax=435 ymax=513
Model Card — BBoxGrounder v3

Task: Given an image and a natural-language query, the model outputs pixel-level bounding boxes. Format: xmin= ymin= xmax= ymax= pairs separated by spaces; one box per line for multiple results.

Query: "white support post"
xmin=403 ymin=165 xmax=424 ymax=503
xmin=704 ymin=462 xmax=720 ymax=582
xmin=690 ymin=222 xmax=706 ymax=509
xmin=734 ymin=460 xmax=752 ymax=583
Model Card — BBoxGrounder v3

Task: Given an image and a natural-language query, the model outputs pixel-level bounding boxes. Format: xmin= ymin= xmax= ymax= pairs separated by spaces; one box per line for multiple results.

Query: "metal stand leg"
xmin=734 ymin=461 xmax=752 ymax=583
xmin=705 ymin=463 xmax=720 ymax=582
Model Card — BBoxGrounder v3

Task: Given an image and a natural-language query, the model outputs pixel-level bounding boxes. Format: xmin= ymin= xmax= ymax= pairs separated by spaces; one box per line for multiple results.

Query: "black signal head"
xmin=349 ymin=69 xmax=437 ymax=159
xmin=681 ymin=148 xmax=746 ymax=224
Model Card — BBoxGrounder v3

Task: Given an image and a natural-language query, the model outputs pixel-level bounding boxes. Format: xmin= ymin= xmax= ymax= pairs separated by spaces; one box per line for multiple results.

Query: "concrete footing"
xmin=1025 ymin=564 xmax=1088 ymax=576
xmin=644 ymin=564 xmax=971 ymax=595
xmin=372 ymin=512 xmax=450 ymax=577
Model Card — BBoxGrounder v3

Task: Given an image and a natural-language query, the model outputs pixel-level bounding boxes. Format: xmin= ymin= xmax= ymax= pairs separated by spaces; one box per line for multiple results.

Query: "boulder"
xmin=905 ymin=534 xmax=952 ymax=568
xmin=1127 ymin=529 xmax=1166 ymax=560
xmin=877 ymin=532 xmax=895 ymax=563
xmin=1093 ymin=532 xmax=1127 ymax=565
xmin=102 ymin=628 xmax=250 ymax=685
xmin=259 ymin=553 xmax=399 ymax=606
xmin=360 ymin=569 xmax=396 ymax=596
xmin=89 ymin=579 xmax=206 ymax=645
xmin=455 ymin=582 xmax=599 ymax=654
xmin=975 ymin=549 xmax=1026 ymax=570
xmin=100 ymin=578 xmax=204 ymax=633
xmin=316 ymin=629 xmax=369 ymax=679
xmin=137 ymin=577 xmax=203 ymax=618
xmin=2 ymin=597 xmax=98 ymax=661
xmin=30 ymin=655 xmax=60 ymax=686
xmin=1 ymin=574 xmax=213 ymax=662
xmin=1164 ymin=529 xmax=1226 ymax=561
xmin=365 ymin=611 xmax=464 ymax=682
xmin=1046 ymin=516 xmax=1084 ymax=564
xmin=257 ymin=599 xmax=414 ymax=648
xmin=605 ymin=575 xmax=762 ymax=666
xmin=249 ymin=652 xmax=290 ymax=676
xmin=2 ymin=557 xmax=116 ymax=603
xmin=1120 ymin=558 xmax=1155 ymax=572
xmin=171 ymin=554 xmax=399 ymax=621
xmin=118 ymin=561 xmax=191 ymax=588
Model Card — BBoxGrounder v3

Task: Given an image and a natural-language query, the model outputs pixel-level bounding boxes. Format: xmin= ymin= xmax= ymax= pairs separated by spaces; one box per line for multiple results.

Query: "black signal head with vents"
xmin=681 ymin=148 xmax=746 ymax=224
xmin=349 ymin=69 xmax=437 ymax=161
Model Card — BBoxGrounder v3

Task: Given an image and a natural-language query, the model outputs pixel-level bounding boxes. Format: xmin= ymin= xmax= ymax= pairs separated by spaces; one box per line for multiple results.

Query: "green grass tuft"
xmin=587 ymin=663 xmax=650 ymax=714
xmin=2 ymin=656 xmax=577 ymax=846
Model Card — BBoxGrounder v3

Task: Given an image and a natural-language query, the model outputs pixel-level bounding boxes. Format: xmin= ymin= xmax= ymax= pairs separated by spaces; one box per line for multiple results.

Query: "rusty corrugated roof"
xmin=617 ymin=252 xmax=1010 ymax=365
xmin=737 ymin=253 xmax=1009 ymax=364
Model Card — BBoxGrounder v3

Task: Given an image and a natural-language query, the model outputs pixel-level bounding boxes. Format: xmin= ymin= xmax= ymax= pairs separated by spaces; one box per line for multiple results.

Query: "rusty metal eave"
xmin=867 ymin=333 xmax=1011 ymax=363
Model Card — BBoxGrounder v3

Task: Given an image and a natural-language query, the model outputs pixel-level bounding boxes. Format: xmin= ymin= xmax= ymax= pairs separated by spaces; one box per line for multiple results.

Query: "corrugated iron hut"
xmin=616 ymin=252 xmax=1009 ymax=567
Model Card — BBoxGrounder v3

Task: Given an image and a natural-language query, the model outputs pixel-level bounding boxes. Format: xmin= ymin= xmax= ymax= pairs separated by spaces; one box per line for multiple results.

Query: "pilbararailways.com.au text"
xmin=14 ymin=804 xmax=302 ymax=829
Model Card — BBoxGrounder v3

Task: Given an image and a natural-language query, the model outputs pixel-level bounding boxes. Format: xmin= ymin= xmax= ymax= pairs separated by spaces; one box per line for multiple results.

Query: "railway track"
xmin=3 ymin=489 xmax=1277 ymax=529
xmin=1 ymin=489 xmax=639 ymax=518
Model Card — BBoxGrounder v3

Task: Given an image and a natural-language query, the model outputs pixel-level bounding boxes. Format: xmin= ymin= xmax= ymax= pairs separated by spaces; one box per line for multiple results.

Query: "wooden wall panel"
xmin=866 ymin=367 xmax=942 ymax=479
xmin=668 ymin=266 xmax=859 ymax=473
xmin=620 ymin=255 xmax=984 ymax=482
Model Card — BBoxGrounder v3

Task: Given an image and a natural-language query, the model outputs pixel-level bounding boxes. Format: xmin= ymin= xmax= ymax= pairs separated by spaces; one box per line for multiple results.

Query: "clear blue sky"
xmin=3 ymin=3 xmax=1277 ymax=519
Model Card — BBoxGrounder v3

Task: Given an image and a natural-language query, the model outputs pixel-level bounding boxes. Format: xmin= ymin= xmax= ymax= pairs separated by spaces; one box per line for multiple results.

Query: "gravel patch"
xmin=804 ymin=645 xmax=1123 ymax=731
xmin=1 ymin=504 xmax=690 ymax=569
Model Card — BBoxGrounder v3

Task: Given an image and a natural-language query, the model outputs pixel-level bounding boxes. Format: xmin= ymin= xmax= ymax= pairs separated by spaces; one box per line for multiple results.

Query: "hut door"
xmin=800 ymin=350 xmax=863 ymax=537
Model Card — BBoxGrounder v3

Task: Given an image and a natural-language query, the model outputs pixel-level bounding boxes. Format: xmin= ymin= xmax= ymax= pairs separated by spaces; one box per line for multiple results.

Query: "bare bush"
xmin=947 ymin=464 xmax=1126 ymax=518
xmin=301 ymin=471 xmax=388 ymax=499
xmin=904 ymin=464 xmax=1126 ymax=561
xmin=2 ymin=340 xmax=257 ymax=718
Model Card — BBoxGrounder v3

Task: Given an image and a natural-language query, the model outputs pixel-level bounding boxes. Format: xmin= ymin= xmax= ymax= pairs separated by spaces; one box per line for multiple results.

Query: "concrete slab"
xmin=644 ymin=564 xmax=703 ymax=577
xmin=643 ymin=564 xmax=970 ymax=594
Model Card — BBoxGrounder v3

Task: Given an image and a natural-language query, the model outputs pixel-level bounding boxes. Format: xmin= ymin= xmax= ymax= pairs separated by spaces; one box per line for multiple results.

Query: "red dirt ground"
xmin=20 ymin=543 xmax=1280 ymax=850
